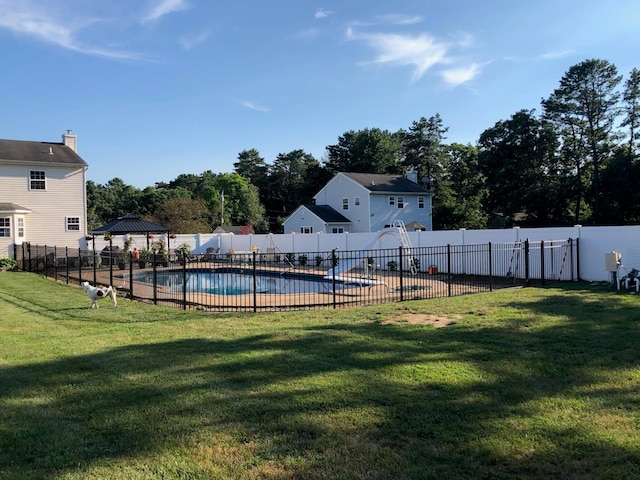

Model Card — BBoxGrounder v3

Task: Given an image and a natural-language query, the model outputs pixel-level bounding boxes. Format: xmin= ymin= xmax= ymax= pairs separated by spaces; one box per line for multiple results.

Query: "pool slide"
xmin=326 ymin=228 xmax=394 ymax=278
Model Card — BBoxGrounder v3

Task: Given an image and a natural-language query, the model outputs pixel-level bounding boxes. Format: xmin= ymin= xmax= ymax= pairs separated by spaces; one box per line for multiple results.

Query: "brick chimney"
xmin=62 ymin=130 xmax=77 ymax=152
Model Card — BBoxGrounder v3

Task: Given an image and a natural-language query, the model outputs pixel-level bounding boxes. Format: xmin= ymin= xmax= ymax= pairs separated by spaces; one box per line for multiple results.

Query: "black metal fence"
xmin=13 ymin=238 xmax=578 ymax=312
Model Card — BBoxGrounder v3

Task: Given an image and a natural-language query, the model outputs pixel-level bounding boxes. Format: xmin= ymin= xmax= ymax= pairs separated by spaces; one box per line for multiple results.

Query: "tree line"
xmin=87 ymin=58 xmax=640 ymax=234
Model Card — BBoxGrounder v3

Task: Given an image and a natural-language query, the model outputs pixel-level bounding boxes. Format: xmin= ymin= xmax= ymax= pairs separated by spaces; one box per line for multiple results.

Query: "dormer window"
xmin=29 ymin=170 xmax=46 ymax=190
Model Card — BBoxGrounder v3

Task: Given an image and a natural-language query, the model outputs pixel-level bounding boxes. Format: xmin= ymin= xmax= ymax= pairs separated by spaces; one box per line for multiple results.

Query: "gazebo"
xmin=89 ymin=213 xmax=171 ymax=250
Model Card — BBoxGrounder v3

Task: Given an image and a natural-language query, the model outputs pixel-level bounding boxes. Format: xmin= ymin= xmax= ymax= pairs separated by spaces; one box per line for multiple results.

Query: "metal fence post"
xmin=93 ymin=248 xmax=97 ymax=285
xmin=399 ymin=246 xmax=404 ymax=302
xmin=182 ymin=255 xmax=187 ymax=310
xmin=331 ymin=248 xmax=337 ymax=309
xmin=109 ymin=238 xmax=114 ymax=287
xmin=153 ymin=255 xmax=158 ymax=305
xmin=77 ymin=248 xmax=82 ymax=284
xmin=253 ymin=250 xmax=257 ymax=313
xmin=524 ymin=239 xmax=530 ymax=286
xmin=65 ymin=246 xmax=70 ymax=284
xmin=575 ymin=237 xmax=580 ymax=281
xmin=128 ymin=252 xmax=134 ymax=300
xmin=447 ymin=244 xmax=452 ymax=297
xmin=488 ymin=242 xmax=493 ymax=292
xmin=540 ymin=240 xmax=545 ymax=286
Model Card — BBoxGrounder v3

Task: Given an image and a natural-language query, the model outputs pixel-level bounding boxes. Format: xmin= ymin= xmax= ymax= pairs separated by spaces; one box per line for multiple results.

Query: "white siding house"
xmin=283 ymin=205 xmax=352 ymax=234
xmin=285 ymin=171 xmax=433 ymax=233
xmin=0 ymin=132 xmax=88 ymax=258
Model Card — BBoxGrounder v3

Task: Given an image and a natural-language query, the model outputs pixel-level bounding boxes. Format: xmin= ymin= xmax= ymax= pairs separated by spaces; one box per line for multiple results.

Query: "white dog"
xmin=80 ymin=281 xmax=117 ymax=309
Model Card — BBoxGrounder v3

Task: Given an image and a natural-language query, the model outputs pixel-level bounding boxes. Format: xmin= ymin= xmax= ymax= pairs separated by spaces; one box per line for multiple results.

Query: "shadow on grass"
xmin=1 ymin=286 xmax=640 ymax=478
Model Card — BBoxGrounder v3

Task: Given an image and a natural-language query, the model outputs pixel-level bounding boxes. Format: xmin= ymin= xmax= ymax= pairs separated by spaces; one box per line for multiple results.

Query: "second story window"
xmin=388 ymin=196 xmax=395 ymax=206
xmin=342 ymin=198 xmax=349 ymax=210
xmin=355 ymin=197 xmax=360 ymax=207
xmin=418 ymin=197 xmax=425 ymax=209
xmin=30 ymin=170 xmax=46 ymax=190
xmin=397 ymin=196 xmax=404 ymax=208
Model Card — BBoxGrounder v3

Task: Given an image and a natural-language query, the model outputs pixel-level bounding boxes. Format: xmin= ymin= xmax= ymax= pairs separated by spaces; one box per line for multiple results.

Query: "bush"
xmin=0 ymin=258 xmax=17 ymax=271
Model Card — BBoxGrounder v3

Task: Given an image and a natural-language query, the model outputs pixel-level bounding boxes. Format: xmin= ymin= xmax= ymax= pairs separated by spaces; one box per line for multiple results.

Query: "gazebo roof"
xmin=90 ymin=213 xmax=170 ymax=236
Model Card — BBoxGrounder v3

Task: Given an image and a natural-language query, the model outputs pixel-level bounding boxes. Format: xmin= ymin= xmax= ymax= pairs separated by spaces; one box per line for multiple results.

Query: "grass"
xmin=1 ymin=272 xmax=640 ymax=479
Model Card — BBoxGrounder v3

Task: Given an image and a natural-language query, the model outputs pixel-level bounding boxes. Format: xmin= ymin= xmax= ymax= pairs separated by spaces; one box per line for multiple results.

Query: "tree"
xmin=542 ymin=58 xmax=622 ymax=223
xmin=479 ymin=110 xmax=564 ymax=226
xmin=152 ymin=197 xmax=212 ymax=234
xmin=621 ymin=68 xmax=640 ymax=156
xmin=400 ymin=114 xmax=449 ymax=183
xmin=265 ymin=150 xmax=322 ymax=231
xmin=212 ymin=173 xmax=268 ymax=233
xmin=437 ymin=143 xmax=488 ymax=229
xmin=325 ymin=128 xmax=402 ymax=174
xmin=234 ymin=149 xmax=268 ymax=186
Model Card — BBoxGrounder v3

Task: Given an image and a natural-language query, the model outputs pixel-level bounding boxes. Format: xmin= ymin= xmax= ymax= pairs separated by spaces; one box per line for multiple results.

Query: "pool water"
xmin=128 ymin=268 xmax=367 ymax=295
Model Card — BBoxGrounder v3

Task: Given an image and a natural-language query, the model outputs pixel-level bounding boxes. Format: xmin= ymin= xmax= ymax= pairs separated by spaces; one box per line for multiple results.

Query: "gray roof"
xmin=342 ymin=172 xmax=431 ymax=193
xmin=0 ymin=202 xmax=31 ymax=213
xmin=91 ymin=213 xmax=170 ymax=235
xmin=0 ymin=138 xmax=87 ymax=167
xmin=304 ymin=205 xmax=351 ymax=223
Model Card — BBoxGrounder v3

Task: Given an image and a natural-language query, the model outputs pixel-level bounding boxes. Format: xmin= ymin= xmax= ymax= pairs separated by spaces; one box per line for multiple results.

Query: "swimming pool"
xmin=128 ymin=267 xmax=374 ymax=295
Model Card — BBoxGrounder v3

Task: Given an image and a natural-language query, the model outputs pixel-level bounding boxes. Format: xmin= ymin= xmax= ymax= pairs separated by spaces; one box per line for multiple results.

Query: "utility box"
xmin=605 ymin=251 xmax=621 ymax=272
xmin=428 ymin=265 xmax=438 ymax=275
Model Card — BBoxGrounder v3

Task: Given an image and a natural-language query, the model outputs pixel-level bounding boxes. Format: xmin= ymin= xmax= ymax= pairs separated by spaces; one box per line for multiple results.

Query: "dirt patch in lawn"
xmin=381 ymin=313 xmax=462 ymax=327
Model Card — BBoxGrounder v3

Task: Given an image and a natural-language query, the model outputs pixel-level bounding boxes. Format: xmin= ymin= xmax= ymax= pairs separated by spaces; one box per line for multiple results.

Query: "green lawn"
xmin=1 ymin=271 xmax=639 ymax=479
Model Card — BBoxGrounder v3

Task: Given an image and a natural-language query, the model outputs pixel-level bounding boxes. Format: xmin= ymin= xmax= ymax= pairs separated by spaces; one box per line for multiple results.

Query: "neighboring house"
xmin=0 ymin=131 xmax=88 ymax=258
xmin=283 ymin=204 xmax=352 ymax=234
xmin=283 ymin=171 xmax=434 ymax=234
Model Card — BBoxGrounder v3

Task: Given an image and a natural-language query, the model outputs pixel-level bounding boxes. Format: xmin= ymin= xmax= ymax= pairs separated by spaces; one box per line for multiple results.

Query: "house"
xmin=0 ymin=131 xmax=88 ymax=258
xmin=283 ymin=171 xmax=434 ymax=234
xmin=283 ymin=204 xmax=352 ymax=234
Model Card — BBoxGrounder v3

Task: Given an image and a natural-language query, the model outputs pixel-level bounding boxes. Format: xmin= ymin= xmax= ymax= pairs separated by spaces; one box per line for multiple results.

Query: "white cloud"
xmin=142 ymin=0 xmax=189 ymax=24
xmin=179 ymin=30 xmax=210 ymax=49
xmin=315 ymin=8 xmax=332 ymax=19
xmin=375 ymin=14 xmax=423 ymax=26
xmin=0 ymin=3 xmax=145 ymax=60
xmin=348 ymin=29 xmax=448 ymax=81
xmin=540 ymin=50 xmax=574 ymax=60
xmin=440 ymin=63 xmax=481 ymax=87
xmin=241 ymin=100 xmax=269 ymax=112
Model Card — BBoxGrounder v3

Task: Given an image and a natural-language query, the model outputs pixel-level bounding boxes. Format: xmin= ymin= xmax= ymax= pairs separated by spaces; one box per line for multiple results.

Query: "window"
xmin=0 ymin=217 xmax=9 ymax=237
xmin=301 ymin=226 xmax=313 ymax=234
xmin=355 ymin=197 xmax=360 ymax=207
xmin=388 ymin=196 xmax=395 ymax=206
xmin=418 ymin=197 xmax=425 ymax=209
xmin=29 ymin=170 xmax=46 ymax=190
xmin=342 ymin=198 xmax=349 ymax=210
xmin=17 ymin=217 xmax=24 ymax=238
xmin=332 ymin=227 xmax=345 ymax=233
xmin=66 ymin=217 xmax=80 ymax=231
xmin=397 ymin=196 xmax=404 ymax=208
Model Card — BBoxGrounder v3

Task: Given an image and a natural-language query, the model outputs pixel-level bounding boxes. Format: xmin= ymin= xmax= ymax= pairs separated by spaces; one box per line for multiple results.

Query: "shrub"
xmin=0 ymin=258 xmax=17 ymax=271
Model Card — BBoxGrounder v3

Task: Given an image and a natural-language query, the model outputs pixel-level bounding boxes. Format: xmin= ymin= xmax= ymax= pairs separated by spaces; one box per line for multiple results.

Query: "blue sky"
xmin=1 ymin=0 xmax=638 ymax=188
